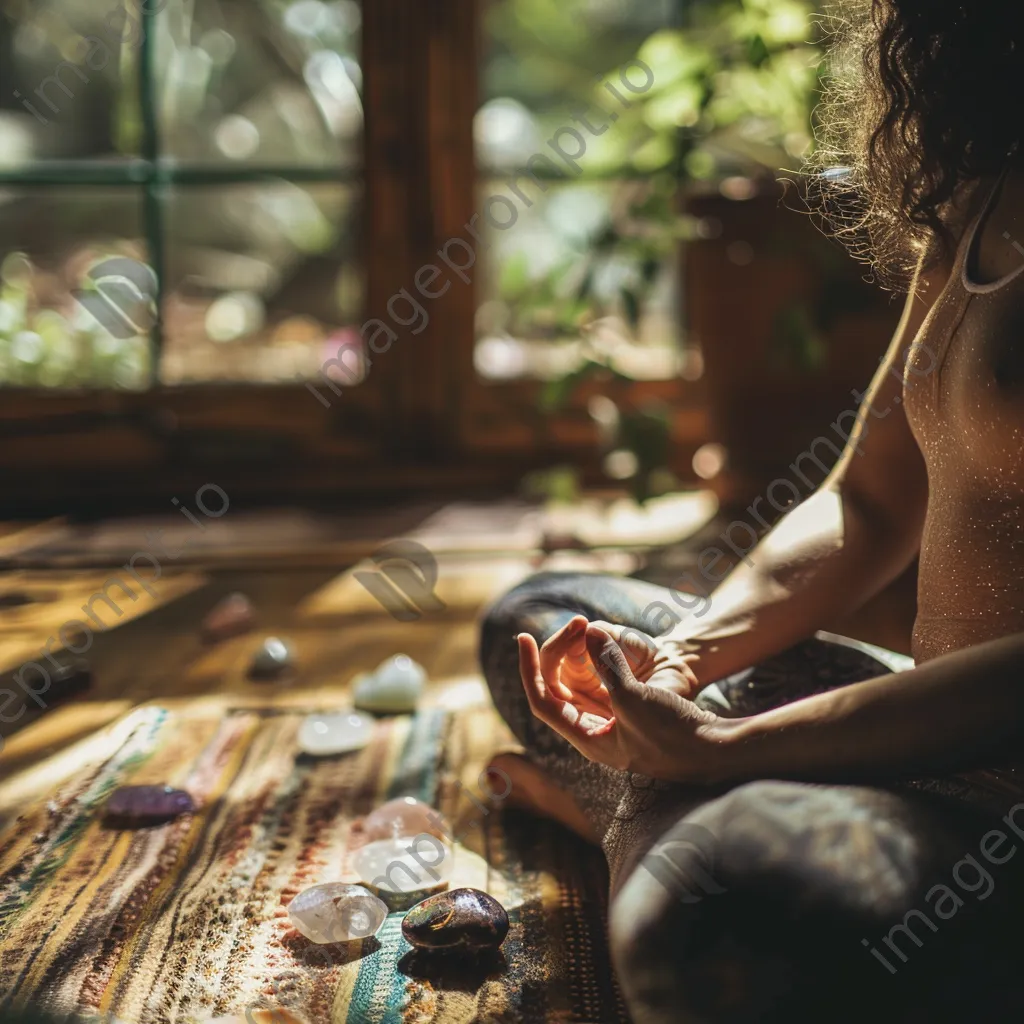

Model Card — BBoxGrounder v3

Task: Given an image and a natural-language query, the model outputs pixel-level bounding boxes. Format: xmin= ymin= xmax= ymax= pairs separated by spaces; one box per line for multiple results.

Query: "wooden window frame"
xmin=1 ymin=0 xmax=706 ymax=516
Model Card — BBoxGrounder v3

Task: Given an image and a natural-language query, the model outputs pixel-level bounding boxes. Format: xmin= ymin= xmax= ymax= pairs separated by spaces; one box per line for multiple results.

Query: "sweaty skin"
xmin=907 ymin=166 xmax=1024 ymax=663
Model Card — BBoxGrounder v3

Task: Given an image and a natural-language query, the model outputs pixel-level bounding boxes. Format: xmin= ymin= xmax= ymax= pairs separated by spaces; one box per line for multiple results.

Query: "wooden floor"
xmin=0 ymin=492 xmax=917 ymax=816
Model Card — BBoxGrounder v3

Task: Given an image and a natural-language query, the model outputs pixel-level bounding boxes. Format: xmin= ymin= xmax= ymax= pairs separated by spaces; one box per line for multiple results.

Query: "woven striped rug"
xmin=0 ymin=703 xmax=627 ymax=1024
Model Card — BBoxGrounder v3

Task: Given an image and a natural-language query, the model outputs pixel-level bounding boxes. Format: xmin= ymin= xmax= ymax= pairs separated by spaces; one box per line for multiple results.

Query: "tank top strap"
xmin=959 ymin=164 xmax=1024 ymax=294
xmin=914 ymin=169 xmax=1009 ymax=392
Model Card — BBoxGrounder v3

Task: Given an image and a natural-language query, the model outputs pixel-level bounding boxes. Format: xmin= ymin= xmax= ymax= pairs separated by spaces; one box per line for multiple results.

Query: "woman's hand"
xmin=517 ymin=617 xmax=724 ymax=782
xmin=539 ymin=614 xmax=701 ymax=715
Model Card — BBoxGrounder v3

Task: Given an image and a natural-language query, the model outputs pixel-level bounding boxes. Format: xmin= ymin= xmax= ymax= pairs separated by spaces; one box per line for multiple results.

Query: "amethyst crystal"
xmin=104 ymin=785 xmax=196 ymax=826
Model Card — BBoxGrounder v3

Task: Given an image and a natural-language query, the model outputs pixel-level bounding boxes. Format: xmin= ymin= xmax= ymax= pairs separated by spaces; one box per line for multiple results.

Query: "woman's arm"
xmin=703 ymin=632 xmax=1024 ymax=783
xmin=671 ymin=258 xmax=946 ymax=686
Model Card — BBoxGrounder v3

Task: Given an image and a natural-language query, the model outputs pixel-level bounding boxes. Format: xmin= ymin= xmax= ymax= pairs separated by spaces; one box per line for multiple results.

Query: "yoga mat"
xmin=0 ymin=702 xmax=627 ymax=1024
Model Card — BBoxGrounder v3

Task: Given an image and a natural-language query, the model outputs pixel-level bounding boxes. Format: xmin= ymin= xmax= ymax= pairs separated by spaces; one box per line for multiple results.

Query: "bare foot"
xmin=486 ymin=751 xmax=599 ymax=844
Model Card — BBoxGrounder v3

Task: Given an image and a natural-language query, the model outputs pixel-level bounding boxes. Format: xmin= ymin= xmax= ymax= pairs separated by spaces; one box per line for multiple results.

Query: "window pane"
xmin=477 ymin=1 xmax=683 ymax=382
xmin=161 ymin=181 xmax=363 ymax=384
xmin=0 ymin=0 xmax=141 ymax=165
xmin=0 ymin=188 xmax=151 ymax=389
xmin=156 ymin=0 xmax=362 ymax=171
xmin=475 ymin=178 xmax=682 ymax=381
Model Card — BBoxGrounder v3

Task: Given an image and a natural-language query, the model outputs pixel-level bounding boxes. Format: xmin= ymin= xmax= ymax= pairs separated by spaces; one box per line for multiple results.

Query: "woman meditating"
xmin=480 ymin=2 xmax=1024 ymax=1021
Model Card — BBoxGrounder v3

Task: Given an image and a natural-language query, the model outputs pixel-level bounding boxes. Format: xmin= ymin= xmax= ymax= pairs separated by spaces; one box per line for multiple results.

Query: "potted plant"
xmin=530 ymin=0 xmax=901 ymax=506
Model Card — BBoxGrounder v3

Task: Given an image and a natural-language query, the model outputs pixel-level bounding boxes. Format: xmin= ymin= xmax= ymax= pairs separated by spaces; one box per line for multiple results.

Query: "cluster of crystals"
xmin=0 ymin=251 xmax=150 ymax=389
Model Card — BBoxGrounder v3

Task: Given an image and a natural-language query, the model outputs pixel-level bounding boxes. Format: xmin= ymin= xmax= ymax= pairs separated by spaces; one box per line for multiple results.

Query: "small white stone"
xmin=353 ymin=655 xmax=426 ymax=713
xmin=287 ymin=882 xmax=387 ymax=943
xmin=376 ymin=654 xmax=427 ymax=690
xmin=351 ymin=835 xmax=452 ymax=895
xmin=297 ymin=711 xmax=373 ymax=756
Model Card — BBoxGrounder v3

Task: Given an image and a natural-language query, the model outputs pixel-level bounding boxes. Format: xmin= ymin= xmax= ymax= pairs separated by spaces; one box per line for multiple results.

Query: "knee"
xmin=477 ymin=571 xmax=572 ymax=673
xmin=689 ymin=780 xmax=923 ymax=921
xmin=610 ymin=811 xmax=744 ymax=1024
xmin=610 ymin=846 xmax=772 ymax=1024
xmin=608 ymin=783 xmax=926 ymax=1023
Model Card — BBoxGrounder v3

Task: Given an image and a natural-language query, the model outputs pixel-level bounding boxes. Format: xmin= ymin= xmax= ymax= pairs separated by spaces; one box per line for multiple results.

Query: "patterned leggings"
xmin=480 ymin=572 xmax=1024 ymax=1024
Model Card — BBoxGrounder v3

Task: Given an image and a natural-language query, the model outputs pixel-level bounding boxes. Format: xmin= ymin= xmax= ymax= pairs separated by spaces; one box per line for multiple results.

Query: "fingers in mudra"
xmin=583 ymin=624 xmax=719 ymax=778
xmin=515 ymin=624 xmax=664 ymax=763
xmin=552 ymin=616 xmax=657 ymax=692
xmin=517 ymin=619 xmax=720 ymax=778
xmin=518 ymin=627 xmax=614 ymax=747
xmin=536 ymin=616 xmax=612 ymax=716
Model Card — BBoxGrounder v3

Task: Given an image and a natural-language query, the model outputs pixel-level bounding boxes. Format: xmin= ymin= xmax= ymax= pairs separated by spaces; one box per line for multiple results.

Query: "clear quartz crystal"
xmin=351 ymin=835 xmax=453 ymax=894
xmin=353 ymin=654 xmax=426 ymax=713
xmin=298 ymin=711 xmax=372 ymax=756
xmin=287 ymin=882 xmax=387 ymax=943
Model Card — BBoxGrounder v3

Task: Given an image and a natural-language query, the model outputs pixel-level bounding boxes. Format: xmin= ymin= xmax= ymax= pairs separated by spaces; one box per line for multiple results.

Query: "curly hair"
xmin=809 ymin=0 xmax=1024 ymax=291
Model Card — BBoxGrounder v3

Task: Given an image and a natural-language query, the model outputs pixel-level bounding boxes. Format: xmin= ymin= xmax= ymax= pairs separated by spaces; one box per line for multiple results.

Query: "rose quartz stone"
xmin=349 ymin=796 xmax=450 ymax=848
xmin=202 ymin=592 xmax=255 ymax=643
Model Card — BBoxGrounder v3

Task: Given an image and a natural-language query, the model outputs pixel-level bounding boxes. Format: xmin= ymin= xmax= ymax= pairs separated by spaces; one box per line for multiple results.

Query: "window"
xmin=0 ymin=0 xmax=707 ymax=512
xmin=475 ymin=0 xmax=685 ymax=383
xmin=460 ymin=0 xmax=707 ymax=482
xmin=0 ymin=0 xmax=363 ymax=390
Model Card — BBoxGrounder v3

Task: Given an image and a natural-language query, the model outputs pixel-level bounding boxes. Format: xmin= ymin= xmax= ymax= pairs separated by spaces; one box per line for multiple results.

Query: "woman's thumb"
xmin=585 ymin=625 xmax=641 ymax=698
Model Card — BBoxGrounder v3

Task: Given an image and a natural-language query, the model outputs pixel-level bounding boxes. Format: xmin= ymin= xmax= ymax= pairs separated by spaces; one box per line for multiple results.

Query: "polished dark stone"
xmin=104 ymin=785 xmax=196 ymax=826
xmin=401 ymin=888 xmax=509 ymax=951
xmin=249 ymin=637 xmax=295 ymax=680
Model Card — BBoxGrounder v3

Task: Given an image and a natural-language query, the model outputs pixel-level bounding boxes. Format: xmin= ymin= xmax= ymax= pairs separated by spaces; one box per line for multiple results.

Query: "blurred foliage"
xmin=485 ymin=0 xmax=823 ymax=501
xmin=0 ymin=249 xmax=150 ymax=388
xmin=0 ymin=0 xmax=363 ymax=389
xmin=484 ymin=0 xmax=821 ymax=181
xmin=490 ymin=178 xmax=685 ymax=345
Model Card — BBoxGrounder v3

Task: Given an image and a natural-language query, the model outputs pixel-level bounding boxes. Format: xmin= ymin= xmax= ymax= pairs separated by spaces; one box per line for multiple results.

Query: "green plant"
xmin=636 ymin=0 xmax=821 ymax=181
xmin=515 ymin=0 xmax=823 ymax=501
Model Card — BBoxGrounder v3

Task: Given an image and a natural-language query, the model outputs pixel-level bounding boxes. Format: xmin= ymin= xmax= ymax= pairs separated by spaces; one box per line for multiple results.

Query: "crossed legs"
xmin=480 ymin=572 xmax=1024 ymax=1022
